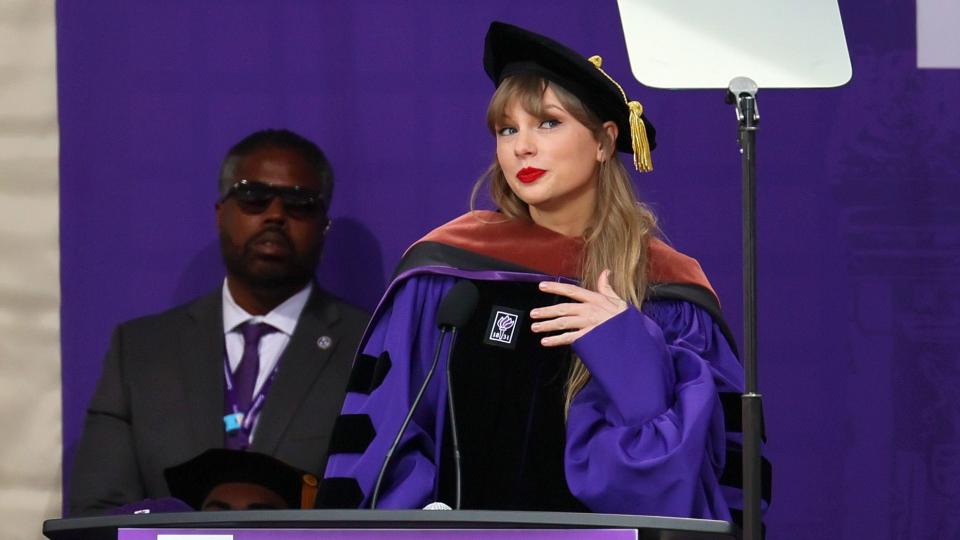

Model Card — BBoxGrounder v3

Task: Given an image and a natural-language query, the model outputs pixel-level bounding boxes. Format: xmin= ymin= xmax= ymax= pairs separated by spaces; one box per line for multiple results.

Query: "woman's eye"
xmin=497 ymin=126 xmax=517 ymax=136
xmin=539 ymin=119 xmax=561 ymax=129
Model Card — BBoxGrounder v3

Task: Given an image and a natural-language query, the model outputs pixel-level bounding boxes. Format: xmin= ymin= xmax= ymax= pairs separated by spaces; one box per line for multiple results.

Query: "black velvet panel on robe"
xmin=436 ymin=278 xmax=589 ymax=512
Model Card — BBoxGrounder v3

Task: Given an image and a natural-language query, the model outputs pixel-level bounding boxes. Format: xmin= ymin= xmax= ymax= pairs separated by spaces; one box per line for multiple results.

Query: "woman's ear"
xmin=597 ymin=121 xmax=619 ymax=161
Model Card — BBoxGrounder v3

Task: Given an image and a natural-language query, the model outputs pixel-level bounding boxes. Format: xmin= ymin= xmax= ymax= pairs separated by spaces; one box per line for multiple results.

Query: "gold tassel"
xmin=587 ymin=55 xmax=653 ymax=173
xmin=628 ymin=101 xmax=653 ymax=172
xmin=300 ymin=473 xmax=319 ymax=509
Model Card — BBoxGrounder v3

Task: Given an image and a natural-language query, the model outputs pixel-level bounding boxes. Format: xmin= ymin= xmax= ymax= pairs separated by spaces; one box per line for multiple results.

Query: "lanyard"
xmin=222 ymin=356 xmax=281 ymax=443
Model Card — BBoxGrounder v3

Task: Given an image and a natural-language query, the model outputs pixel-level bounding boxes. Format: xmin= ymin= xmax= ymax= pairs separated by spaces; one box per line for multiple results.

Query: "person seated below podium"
xmin=108 ymin=449 xmax=318 ymax=513
xmin=165 ymin=448 xmax=318 ymax=511
xmin=319 ymin=21 xmax=769 ymax=526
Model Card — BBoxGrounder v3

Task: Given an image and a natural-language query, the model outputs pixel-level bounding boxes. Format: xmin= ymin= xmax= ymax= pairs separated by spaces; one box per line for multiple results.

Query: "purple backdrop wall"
xmin=57 ymin=1 xmax=960 ymax=537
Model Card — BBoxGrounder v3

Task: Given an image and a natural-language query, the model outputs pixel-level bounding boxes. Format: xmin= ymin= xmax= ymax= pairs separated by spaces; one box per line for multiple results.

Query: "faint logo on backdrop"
xmin=828 ymin=49 xmax=960 ymax=538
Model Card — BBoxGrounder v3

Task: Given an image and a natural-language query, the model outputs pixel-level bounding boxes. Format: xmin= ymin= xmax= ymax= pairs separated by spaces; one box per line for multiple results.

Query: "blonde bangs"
xmin=485 ymin=74 xmax=600 ymax=133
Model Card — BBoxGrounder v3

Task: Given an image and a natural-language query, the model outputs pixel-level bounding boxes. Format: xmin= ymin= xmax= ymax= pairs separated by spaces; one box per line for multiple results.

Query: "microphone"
xmin=436 ymin=280 xmax=478 ymax=510
xmin=423 ymin=501 xmax=452 ymax=510
xmin=369 ymin=280 xmax=479 ymax=509
xmin=436 ymin=280 xmax=479 ymax=329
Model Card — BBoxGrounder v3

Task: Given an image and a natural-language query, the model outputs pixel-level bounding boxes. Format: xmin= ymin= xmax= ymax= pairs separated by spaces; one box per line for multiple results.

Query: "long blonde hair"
xmin=470 ymin=74 xmax=659 ymax=413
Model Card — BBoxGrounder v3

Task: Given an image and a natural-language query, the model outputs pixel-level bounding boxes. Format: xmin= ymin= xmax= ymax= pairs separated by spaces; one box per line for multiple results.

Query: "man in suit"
xmin=68 ymin=129 xmax=369 ymax=515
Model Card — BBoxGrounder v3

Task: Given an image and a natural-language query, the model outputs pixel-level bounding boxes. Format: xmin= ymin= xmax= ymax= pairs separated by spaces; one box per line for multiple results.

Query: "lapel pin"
xmin=317 ymin=336 xmax=333 ymax=350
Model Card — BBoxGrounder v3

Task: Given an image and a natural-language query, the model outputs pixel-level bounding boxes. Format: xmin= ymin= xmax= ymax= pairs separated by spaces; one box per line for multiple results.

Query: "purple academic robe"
xmin=322 ymin=262 xmax=751 ymax=520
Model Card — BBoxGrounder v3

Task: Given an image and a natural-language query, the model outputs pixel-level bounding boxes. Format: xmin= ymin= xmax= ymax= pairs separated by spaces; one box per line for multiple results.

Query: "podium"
xmin=44 ymin=510 xmax=735 ymax=540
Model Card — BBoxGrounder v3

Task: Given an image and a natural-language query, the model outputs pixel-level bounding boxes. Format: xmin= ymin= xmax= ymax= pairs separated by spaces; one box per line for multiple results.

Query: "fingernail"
xmin=539 ymin=282 xmax=547 ymax=289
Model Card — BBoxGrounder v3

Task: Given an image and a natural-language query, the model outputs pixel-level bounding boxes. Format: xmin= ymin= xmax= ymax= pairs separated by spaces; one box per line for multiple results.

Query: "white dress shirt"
xmin=221 ymin=279 xmax=313 ymax=397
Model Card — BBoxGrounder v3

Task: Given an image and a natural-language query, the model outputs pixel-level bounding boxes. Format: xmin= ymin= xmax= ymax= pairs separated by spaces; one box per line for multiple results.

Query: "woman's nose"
xmin=514 ymin=129 xmax=536 ymax=156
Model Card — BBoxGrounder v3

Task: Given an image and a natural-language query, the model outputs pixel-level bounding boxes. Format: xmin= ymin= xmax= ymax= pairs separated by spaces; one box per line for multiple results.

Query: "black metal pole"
xmin=727 ymin=76 xmax=763 ymax=540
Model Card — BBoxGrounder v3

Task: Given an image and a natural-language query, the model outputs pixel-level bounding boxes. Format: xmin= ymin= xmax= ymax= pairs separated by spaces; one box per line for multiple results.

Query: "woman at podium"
xmin=321 ymin=21 xmax=757 ymax=523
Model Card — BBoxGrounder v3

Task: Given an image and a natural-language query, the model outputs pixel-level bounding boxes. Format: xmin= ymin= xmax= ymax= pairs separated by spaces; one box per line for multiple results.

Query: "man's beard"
xmin=219 ymin=226 xmax=320 ymax=291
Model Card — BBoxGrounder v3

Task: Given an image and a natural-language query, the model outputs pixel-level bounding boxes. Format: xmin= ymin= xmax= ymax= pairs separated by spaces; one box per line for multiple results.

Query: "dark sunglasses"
xmin=219 ymin=179 xmax=327 ymax=219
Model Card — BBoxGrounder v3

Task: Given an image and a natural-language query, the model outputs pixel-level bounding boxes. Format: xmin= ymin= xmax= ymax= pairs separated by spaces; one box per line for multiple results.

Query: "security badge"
xmin=223 ymin=412 xmax=244 ymax=433
xmin=484 ymin=305 xmax=523 ymax=350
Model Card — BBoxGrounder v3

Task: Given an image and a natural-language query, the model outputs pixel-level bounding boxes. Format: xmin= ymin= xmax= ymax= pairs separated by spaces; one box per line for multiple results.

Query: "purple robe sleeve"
xmin=565 ymin=299 xmax=742 ymax=519
xmin=324 ymin=274 xmax=455 ymax=508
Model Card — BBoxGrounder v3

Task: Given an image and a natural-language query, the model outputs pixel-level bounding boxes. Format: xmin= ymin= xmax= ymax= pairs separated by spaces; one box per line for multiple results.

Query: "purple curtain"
xmin=57 ymin=1 xmax=960 ymax=537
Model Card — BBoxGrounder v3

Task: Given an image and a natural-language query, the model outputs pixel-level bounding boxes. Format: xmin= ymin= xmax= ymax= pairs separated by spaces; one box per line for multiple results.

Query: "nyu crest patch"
xmin=484 ymin=306 xmax=523 ymax=349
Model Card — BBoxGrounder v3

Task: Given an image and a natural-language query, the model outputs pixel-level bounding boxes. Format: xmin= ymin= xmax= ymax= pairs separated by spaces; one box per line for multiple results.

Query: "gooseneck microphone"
xmin=435 ymin=279 xmax=479 ymax=329
xmin=437 ymin=280 xmax=478 ymax=510
xmin=369 ymin=279 xmax=478 ymax=509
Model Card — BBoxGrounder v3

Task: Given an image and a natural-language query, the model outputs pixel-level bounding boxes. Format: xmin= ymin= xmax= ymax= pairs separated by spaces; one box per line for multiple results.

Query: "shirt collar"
xmin=222 ymin=279 xmax=314 ymax=337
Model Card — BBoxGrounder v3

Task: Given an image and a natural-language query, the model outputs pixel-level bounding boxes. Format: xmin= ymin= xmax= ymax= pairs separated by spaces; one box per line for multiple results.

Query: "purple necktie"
xmin=234 ymin=321 xmax=277 ymax=412
xmin=224 ymin=321 xmax=277 ymax=450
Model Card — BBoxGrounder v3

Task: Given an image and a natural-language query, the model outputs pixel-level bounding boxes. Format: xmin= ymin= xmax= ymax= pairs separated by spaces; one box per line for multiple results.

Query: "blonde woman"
xmin=321 ymin=22 xmax=762 ymax=523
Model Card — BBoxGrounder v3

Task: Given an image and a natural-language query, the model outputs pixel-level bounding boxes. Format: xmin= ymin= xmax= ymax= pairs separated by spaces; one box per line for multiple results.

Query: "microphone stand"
xmin=369 ymin=279 xmax=478 ymax=510
xmin=445 ymin=328 xmax=463 ymax=510
xmin=370 ymin=327 xmax=449 ymax=509
xmin=726 ymin=76 xmax=763 ymax=540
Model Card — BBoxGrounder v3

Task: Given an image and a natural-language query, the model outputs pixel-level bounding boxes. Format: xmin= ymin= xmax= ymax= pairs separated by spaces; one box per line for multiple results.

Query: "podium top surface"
xmin=44 ymin=510 xmax=735 ymax=540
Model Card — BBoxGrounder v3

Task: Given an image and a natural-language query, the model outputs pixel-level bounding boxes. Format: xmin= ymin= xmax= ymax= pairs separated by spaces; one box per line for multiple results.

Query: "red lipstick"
xmin=517 ymin=167 xmax=546 ymax=183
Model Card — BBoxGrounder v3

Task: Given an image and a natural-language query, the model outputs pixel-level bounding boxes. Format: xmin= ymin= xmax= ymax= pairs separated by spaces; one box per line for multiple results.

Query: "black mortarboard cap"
xmin=483 ymin=21 xmax=655 ymax=172
xmin=164 ymin=449 xmax=316 ymax=510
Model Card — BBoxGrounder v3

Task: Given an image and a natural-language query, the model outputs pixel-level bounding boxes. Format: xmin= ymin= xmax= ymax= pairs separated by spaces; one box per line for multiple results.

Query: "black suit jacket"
xmin=68 ymin=286 xmax=369 ymax=515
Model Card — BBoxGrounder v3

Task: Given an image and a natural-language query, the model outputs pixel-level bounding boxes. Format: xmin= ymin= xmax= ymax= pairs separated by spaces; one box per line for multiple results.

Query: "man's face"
xmin=216 ymin=146 xmax=327 ymax=291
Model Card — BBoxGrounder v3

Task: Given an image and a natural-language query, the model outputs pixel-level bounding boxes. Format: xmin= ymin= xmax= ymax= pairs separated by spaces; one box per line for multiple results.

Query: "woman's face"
xmin=495 ymin=86 xmax=603 ymax=219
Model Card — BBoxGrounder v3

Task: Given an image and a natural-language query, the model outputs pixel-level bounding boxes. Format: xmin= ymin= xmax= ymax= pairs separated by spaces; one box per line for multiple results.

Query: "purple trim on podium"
xmin=119 ymin=529 xmax=636 ymax=540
